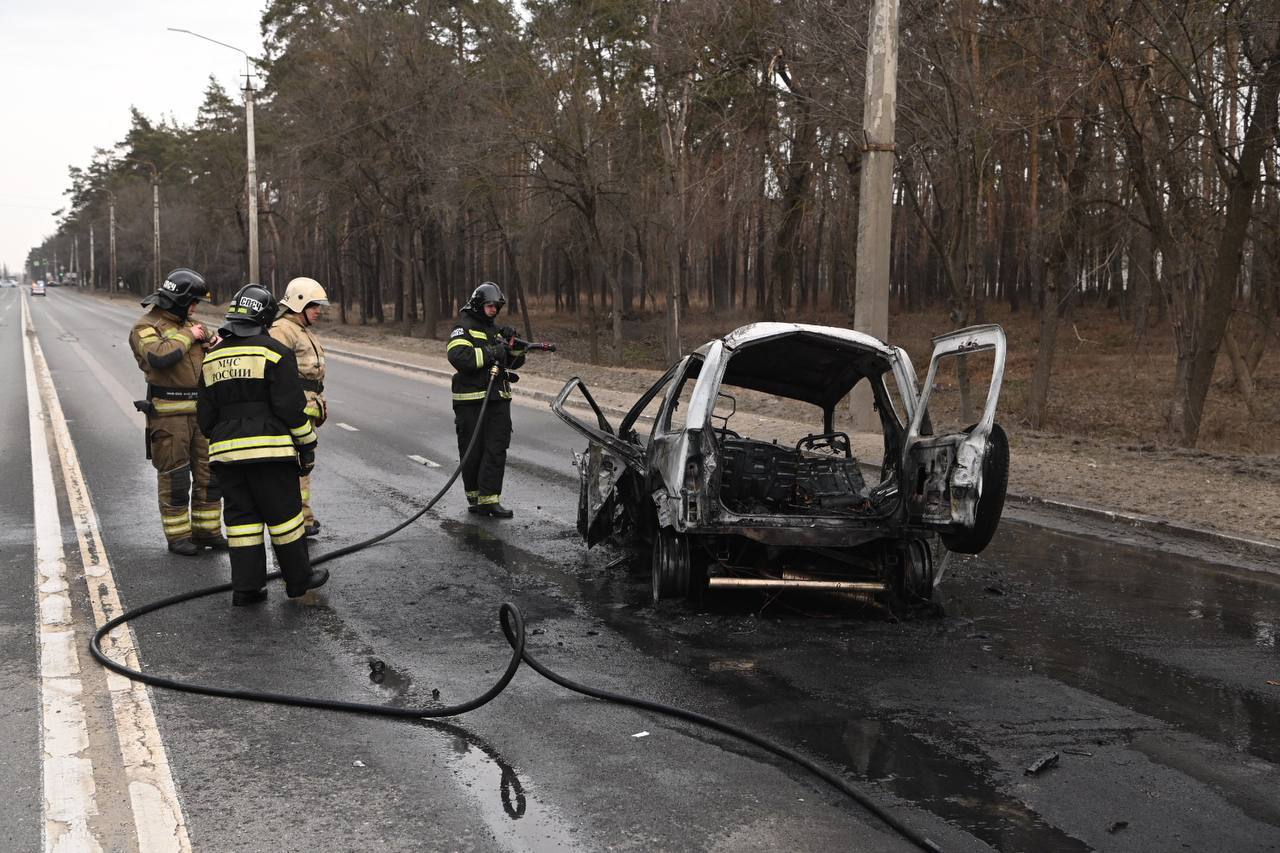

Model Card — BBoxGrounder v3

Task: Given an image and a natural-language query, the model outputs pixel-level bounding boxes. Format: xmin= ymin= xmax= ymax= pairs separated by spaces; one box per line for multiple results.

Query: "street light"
xmin=167 ymin=27 xmax=260 ymax=285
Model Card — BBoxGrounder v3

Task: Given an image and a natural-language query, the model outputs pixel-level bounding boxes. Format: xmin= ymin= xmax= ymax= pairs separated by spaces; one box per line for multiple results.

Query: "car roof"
xmin=716 ymin=323 xmax=899 ymax=410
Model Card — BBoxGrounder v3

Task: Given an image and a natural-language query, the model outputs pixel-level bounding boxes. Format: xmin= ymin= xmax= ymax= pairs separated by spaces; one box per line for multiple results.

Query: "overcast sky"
xmin=0 ymin=0 xmax=266 ymax=275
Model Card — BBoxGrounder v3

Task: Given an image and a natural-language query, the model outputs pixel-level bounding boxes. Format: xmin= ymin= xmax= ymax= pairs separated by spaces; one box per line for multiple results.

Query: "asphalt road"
xmin=4 ymin=285 xmax=1279 ymax=853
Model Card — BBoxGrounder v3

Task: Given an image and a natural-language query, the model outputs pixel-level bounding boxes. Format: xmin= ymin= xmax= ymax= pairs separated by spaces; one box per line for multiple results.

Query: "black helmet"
xmin=465 ymin=281 xmax=506 ymax=314
xmin=222 ymin=284 xmax=277 ymax=337
xmin=142 ymin=267 xmax=209 ymax=311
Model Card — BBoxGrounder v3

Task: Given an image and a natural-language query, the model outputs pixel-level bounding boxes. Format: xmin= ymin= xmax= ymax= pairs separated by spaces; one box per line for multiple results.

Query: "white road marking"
xmin=337 ymin=422 xmax=359 ymax=431
xmin=24 ymin=292 xmax=193 ymax=852
xmin=408 ymin=454 xmax=442 ymax=467
xmin=24 ymin=292 xmax=104 ymax=853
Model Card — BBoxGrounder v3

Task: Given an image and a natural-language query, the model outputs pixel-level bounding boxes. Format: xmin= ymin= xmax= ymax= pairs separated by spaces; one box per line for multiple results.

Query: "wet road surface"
xmin=2 ymin=286 xmax=1278 ymax=852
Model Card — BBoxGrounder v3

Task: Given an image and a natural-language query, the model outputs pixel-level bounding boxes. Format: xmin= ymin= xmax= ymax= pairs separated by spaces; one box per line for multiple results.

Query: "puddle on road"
xmin=820 ymin=715 xmax=1090 ymax=852
xmin=974 ymin=525 xmax=1280 ymax=764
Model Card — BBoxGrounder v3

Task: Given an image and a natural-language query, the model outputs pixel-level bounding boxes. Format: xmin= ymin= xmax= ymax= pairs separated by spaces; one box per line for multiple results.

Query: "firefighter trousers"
xmin=454 ymin=399 xmax=512 ymax=506
xmin=298 ymin=415 xmax=321 ymax=525
xmin=214 ymin=462 xmax=312 ymax=594
xmin=148 ymin=413 xmax=222 ymax=543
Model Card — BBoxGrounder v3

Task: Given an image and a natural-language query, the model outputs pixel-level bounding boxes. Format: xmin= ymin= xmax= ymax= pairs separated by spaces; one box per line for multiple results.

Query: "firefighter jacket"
xmin=269 ymin=314 xmax=327 ymax=425
xmin=128 ymin=307 xmax=207 ymax=416
xmin=446 ymin=308 xmax=526 ymax=405
xmin=196 ymin=332 xmax=318 ymax=466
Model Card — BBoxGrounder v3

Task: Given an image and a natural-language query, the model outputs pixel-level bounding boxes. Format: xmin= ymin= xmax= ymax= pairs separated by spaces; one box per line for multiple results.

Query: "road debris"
xmin=1107 ymin=820 xmax=1128 ymax=834
xmin=1062 ymin=748 xmax=1094 ymax=757
xmin=632 ymin=731 xmax=650 ymax=739
xmin=1024 ymin=752 xmax=1059 ymax=775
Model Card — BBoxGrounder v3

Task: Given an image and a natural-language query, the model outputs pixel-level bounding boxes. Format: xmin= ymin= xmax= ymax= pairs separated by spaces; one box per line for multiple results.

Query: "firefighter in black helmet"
xmin=128 ymin=267 xmax=226 ymax=555
xmin=446 ymin=282 xmax=526 ymax=518
xmin=197 ymin=284 xmax=328 ymax=605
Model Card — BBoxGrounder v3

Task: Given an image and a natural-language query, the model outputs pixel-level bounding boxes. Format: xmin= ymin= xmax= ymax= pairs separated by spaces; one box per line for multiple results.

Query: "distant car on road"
xmin=552 ymin=322 xmax=1009 ymax=610
xmin=31 ymin=280 xmax=47 ymax=296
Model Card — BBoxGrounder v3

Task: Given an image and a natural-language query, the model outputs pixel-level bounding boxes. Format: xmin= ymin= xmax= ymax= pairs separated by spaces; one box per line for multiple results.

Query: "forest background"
xmin=27 ymin=0 xmax=1280 ymax=453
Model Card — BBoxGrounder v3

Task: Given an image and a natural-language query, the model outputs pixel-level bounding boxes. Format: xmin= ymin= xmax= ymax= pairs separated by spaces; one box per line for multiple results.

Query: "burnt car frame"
xmin=552 ymin=322 xmax=1008 ymax=607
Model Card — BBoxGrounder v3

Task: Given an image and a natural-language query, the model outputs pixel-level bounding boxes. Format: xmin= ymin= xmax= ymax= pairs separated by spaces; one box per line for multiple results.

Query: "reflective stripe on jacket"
xmin=196 ymin=333 xmax=317 ymax=465
xmin=128 ymin=308 xmax=205 ymax=415
xmin=446 ymin=309 xmax=526 ymax=405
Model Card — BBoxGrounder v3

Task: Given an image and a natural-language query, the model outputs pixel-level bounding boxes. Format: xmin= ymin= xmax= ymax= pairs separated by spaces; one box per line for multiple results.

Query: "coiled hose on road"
xmin=89 ymin=370 xmax=942 ymax=853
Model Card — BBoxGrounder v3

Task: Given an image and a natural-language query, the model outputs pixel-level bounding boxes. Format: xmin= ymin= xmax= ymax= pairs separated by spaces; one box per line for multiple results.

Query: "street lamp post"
xmin=167 ymin=28 xmax=260 ymax=284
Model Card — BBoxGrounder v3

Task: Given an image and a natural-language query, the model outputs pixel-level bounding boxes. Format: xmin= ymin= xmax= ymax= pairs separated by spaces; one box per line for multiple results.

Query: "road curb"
xmin=328 ymin=342 xmax=1280 ymax=572
xmin=1005 ymin=493 xmax=1280 ymax=565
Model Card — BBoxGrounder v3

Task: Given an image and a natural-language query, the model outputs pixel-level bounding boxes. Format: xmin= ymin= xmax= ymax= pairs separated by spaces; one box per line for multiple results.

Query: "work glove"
xmin=498 ymin=325 xmax=517 ymax=342
xmin=484 ymin=343 xmax=510 ymax=367
xmin=298 ymin=448 xmax=315 ymax=476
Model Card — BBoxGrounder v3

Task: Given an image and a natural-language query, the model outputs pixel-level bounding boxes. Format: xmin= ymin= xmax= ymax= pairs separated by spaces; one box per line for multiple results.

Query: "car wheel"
xmin=651 ymin=528 xmax=690 ymax=605
xmin=941 ymin=422 xmax=1009 ymax=555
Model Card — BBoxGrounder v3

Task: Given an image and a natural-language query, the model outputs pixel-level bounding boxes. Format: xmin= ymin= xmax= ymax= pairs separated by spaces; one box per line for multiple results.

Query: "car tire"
xmin=941 ymin=422 xmax=1009 ymax=555
xmin=651 ymin=528 xmax=690 ymax=605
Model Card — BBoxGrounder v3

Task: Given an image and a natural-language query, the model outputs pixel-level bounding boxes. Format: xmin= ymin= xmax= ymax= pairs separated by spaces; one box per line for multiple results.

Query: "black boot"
xmin=168 ymin=538 xmax=199 ymax=556
xmin=232 ymin=588 xmax=268 ymax=606
xmin=475 ymin=503 xmax=514 ymax=519
xmin=304 ymin=519 xmax=321 ymax=538
xmin=194 ymin=534 xmax=229 ymax=550
xmin=286 ymin=568 xmax=329 ymax=598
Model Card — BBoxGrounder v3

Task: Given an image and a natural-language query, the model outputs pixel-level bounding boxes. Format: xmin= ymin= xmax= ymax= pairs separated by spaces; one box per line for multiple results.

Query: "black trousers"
xmin=454 ymin=399 xmax=512 ymax=504
xmin=214 ymin=462 xmax=312 ymax=593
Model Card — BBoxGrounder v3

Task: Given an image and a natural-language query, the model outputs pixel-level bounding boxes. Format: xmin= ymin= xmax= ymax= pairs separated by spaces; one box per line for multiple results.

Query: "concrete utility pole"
xmin=245 ymin=76 xmax=259 ymax=284
xmin=108 ymin=193 xmax=117 ymax=291
xmin=152 ymin=176 xmax=161 ymax=289
xmin=167 ymin=28 xmax=259 ymax=284
xmin=852 ymin=0 xmax=899 ymax=429
xmin=89 ymin=224 xmax=95 ymax=289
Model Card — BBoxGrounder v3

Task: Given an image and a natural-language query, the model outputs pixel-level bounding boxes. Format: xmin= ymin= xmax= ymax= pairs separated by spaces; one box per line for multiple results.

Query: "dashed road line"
xmin=24 ymin=292 xmax=192 ymax=852
xmin=408 ymin=454 xmax=442 ymax=467
xmin=337 ymin=422 xmax=359 ymax=431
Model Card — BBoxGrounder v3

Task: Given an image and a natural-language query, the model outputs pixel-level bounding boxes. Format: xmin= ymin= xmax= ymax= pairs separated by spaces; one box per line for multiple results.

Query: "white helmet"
xmin=280 ymin=277 xmax=330 ymax=314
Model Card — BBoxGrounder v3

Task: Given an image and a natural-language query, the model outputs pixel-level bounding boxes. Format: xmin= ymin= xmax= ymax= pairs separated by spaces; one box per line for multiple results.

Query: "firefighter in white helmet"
xmin=269 ymin=276 xmax=329 ymax=537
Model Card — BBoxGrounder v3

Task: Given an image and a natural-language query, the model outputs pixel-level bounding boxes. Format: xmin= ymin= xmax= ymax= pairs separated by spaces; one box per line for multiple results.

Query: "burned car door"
xmin=902 ymin=324 xmax=1009 ymax=554
xmin=551 ymin=379 xmax=643 ymax=546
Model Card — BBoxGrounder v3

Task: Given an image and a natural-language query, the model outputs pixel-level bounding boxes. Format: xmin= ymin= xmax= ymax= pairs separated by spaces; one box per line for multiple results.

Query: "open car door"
xmin=551 ymin=379 xmax=644 ymax=546
xmin=902 ymin=325 xmax=1009 ymax=554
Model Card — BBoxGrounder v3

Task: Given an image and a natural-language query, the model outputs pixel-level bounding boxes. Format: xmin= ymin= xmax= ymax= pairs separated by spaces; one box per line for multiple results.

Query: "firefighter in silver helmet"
xmin=269 ymin=276 xmax=329 ymax=537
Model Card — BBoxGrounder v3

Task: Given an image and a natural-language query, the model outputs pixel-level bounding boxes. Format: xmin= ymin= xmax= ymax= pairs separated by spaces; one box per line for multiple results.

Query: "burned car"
xmin=551 ymin=323 xmax=1008 ymax=608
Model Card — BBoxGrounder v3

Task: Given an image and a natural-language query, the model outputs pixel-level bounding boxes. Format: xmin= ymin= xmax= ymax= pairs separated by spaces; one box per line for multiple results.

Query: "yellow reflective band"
xmin=210 ymin=434 xmax=294 ymax=453
xmin=300 ymin=489 xmax=311 ymax=500
xmin=205 ymin=346 xmax=282 ymax=363
xmin=162 ymin=519 xmax=190 ymax=530
xmin=226 ymin=522 xmax=264 ymax=535
xmin=499 ymin=391 xmax=512 ymax=399
xmin=271 ymin=525 xmax=306 ymax=546
xmin=290 ymin=421 xmax=315 ymax=439
xmin=268 ymin=512 xmax=305 ymax=536
xmin=163 ymin=330 xmax=194 ymax=346
xmin=209 ymin=445 xmax=298 ymax=463
xmin=452 ymin=391 xmax=487 ymax=401
xmin=474 ymin=348 xmax=484 ymax=369
xmin=465 ymin=490 xmax=478 ymax=498
xmin=138 ymin=328 xmax=159 ymax=339
xmin=447 ymin=338 xmax=474 ymax=351
xmin=477 ymin=494 xmax=501 ymax=505
xmin=468 ymin=329 xmax=489 ymax=340
xmin=153 ymin=399 xmax=198 ymax=414
xmin=303 ymin=404 xmax=322 ymax=418
xmin=192 ymin=518 xmax=221 ymax=531
xmin=191 ymin=509 xmax=222 ymax=519
xmin=229 ymin=534 xmax=264 ymax=547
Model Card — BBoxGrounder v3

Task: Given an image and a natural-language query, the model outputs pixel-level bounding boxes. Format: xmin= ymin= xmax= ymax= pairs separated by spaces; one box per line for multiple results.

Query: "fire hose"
xmin=89 ymin=363 xmax=941 ymax=852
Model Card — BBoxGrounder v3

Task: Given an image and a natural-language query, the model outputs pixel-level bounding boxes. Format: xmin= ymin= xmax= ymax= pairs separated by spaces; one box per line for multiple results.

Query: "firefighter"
xmin=197 ymin=284 xmax=328 ymax=606
xmin=270 ymin=276 xmax=329 ymax=537
xmin=446 ymin=282 xmax=526 ymax=518
xmin=128 ymin=267 xmax=226 ymax=555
